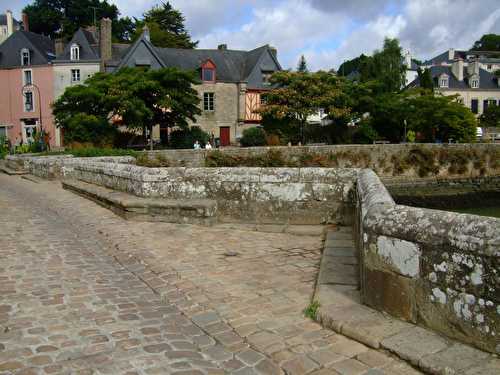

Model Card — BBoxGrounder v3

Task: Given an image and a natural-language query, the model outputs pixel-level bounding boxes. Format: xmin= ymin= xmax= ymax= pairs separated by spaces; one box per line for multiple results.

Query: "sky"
xmin=3 ymin=0 xmax=500 ymax=70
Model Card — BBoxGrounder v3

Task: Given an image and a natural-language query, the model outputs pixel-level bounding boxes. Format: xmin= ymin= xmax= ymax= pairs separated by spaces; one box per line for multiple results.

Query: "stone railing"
xmin=66 ymin=161 xmax=359 ymax=225
xmin=356 ymin=169 xmax=499 ymax=353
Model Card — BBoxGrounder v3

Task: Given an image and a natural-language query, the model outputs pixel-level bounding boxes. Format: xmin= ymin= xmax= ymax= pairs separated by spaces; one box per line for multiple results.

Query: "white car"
xmin=476 ymin=127 xmax=483 ymax=139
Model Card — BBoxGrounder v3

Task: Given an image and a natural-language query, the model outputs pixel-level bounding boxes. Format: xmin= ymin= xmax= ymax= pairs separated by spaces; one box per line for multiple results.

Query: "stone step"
xmin=0 ymin=163 xmax=28 ymax=175
xmin=62 ymin=179 xmax=217 ymax=226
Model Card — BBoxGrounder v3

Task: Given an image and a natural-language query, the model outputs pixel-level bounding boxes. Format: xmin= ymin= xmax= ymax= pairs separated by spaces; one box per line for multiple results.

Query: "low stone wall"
xmin=356 ymin=169 xmax=500 ymax=353
xmin=146 ymin=143 xmax=500 ymax=179
xmin=67 ymin=161 xmax=358 ymax=225
xmin=6 ymin=154 xmax=135 ymax=179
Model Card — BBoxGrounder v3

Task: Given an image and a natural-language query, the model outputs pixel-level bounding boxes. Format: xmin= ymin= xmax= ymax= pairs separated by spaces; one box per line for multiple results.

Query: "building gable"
xmin=116 ymin=36 xmax=164 ymax=70
xmin=245 ymin=47 xmax=281 ymax=89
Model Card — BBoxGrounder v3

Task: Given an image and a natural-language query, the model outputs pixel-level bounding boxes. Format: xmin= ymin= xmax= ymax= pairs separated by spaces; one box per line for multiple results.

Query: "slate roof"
xmin=423 ymin=50 xmax=467 ymax=66
xmin=115 ymin=33 xmax=282 ymax=88
xmin=0 ymin=30 xmax=55 ymax=67
xmin=0 ymin=14 xmax=20 ymax=26
xmin=55 ymin=28 xmax=99 ymax=62
xmin=408 ymin=65 xmax=499 ymax=90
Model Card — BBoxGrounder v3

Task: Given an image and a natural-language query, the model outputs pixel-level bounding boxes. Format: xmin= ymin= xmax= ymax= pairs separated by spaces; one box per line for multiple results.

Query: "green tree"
xmin=338 ymin=54 xmax=370 ymax=76
xmin=23 ymin=0 xmax=130 ymax=41
xmin=240 ymin=127 xmax=266 ymax=147
xmin=53 ymin=67 xmax=201 ymax=146
xmin=259 ymin=71 xmax=350 ymax=144
xmin=359 ymin=38 xmax=406 ymax=93
xmin=133 ymin=2 xmax=197 ymax=48
xmin=472 ymin=34 xmax=500 ymax=51
xmin=297 ymin=55 xmax=308 ymax=73
xmin=417 ymin=67 xmax=434 ymax=90
xmin=480 ymin=105 xmax=500 ymax=128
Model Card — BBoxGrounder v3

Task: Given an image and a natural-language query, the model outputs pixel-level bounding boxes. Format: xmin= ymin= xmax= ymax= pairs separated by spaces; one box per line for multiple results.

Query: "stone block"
xmin=362 ymin=267 xmax=416 ymax=322
xmin=418 ymin=343 xmax=491 ymax=374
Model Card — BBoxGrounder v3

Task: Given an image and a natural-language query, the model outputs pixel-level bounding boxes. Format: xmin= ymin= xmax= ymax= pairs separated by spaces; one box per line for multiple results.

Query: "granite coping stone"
xmin=314 ymin=227 xmax=500 ymax=374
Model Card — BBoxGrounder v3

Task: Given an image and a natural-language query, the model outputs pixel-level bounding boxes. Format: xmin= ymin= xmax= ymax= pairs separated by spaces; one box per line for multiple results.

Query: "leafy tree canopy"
xmin=417 ymin=67 xmax=434 ymax=90
xmin=53 ymin=67 xmax=201 ymax=146
xmin=480 ymin=104 xmax=500 ymax=128
xmin=472 ymin=34 xmax=500 ymax=51
xmin=23 ymin=0 xmax=130 ymax=41
xmin=133 ymin=2 xmax=197 ymax=48
xmin=337 ymin=54 xmax=369 ymax=76
xmin=297 ymin=55 xmax=308 ymax=73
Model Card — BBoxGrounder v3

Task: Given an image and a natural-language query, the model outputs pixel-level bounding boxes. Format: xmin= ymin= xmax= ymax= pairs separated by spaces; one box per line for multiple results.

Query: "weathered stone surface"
xmin=380 ymin=327 xmax=449 ymax=366
xmin=362 ymin=268 xmax=416 ymax=322
xmin=418 ymin=343 xmax=490 ymax=374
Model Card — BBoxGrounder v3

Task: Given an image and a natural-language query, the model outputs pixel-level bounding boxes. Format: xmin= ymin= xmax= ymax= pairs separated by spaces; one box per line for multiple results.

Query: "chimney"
xmin=467 ymin=59 xmax=480 ymax=76
xmin=55 ymin=38 xmax=65 ymax=56
xmin=268 ymin=46 xmax=277 ymax=60
xmin=22 ymin=12 xmax=29 ymax=31
xmin=448 ymin=48 xmax=455 ymax=61
xmin=6 ymin=10 xmax=13 ymax=37
xmin=451 ymin=58 xmax=464 ymax=81
xmin=142 ymin=25 xmax=150 ymax=42
xmin=217 ymin=44 xmax=227 ymax=50
xmin=99 ymin=18 xmax=112 ymax=71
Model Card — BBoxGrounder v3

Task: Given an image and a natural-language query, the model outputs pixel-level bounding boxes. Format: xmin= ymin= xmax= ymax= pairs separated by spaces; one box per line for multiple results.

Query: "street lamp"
xmin=21 ymin=82 xmax=45 ymax=150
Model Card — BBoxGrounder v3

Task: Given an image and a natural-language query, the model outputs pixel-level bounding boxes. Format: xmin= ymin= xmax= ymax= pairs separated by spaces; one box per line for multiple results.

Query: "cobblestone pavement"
xmin=0 ymin=174 xmax=422 ymax=374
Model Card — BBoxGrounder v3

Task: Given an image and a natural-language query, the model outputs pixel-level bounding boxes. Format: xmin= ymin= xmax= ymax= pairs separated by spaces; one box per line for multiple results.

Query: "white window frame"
xmin=471 ymin=79 xmax=479 ymax=88
xmin=23 ymin=91 xmax=34 ymax=112
xmin=203 ymin=92 xmax=215 ymax=111
xmin=71 ymin=69 xmax=81 ymax=83
xmin=439 ymin=77 xmax=448 ymax=88
xmin=22 ymin=69 xmax=33 ymax=85
xmin=70 ymin=44 xmax=80 ymax=61
xmin=21 ymin=48 xmax=30 ymax=66
xmin=22 ymin=120 xmax=38 ymax=144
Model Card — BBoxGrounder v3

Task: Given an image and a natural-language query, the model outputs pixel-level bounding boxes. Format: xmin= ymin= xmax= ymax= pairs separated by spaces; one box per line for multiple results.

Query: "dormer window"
xmin=439 ymin=75 xmax=449 ymax=88
xmin=70 ymin=44 xmax=80 ymax=61
xmin=262 ymin=71 xmax=273 ymax=85
xmin=471 ymin=79 xmax=479 ymax=88
xmin=21 ymin=48 xmax=30 ymax=66
xmin=201 ymin=59 xmax=216 ymax=83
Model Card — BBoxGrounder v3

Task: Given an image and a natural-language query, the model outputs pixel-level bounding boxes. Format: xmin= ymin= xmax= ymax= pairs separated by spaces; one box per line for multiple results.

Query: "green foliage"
xmin=297 ymin=55 xmax=308 ymax=73
xmin=53 ymin=67 xmax=201 ymax=147
xmin=135 ymin=153 xmax=170 ymax=167
xmin=23 ymin=0 xmax=129 ymax=41
xmin=406 ymin=130 xmax=416 ymax=143
xmin=240 ymin=127 xmax=267 ymax=147
xmin=472 ymin=34 xmax=500 ymax=52
xmin=303 ymin=301 xmax=320 ymax=320
xmin=169 ymin=126 xmax=209 ymax=149
xmin=0 ymin=136 xmax=8 ymax=159
xmin=480 ymin=105 xmax=500 ymax=128
xmin=359 ymin=38 xmax=407 ymax=93
xmin=260 ymin=71 xmax=350 ymax=143
xmin=417 ymin=68 xmax=434 ymax=90
xmin=352 ymin=120 xmax=378 ymax=144
xmin=338 ymin=54 xmax=370 ymax=77
xmin=205 ymin=150 xmax=291 ymax=168
xmin=133 ymin=2 xmax=197 ymax=48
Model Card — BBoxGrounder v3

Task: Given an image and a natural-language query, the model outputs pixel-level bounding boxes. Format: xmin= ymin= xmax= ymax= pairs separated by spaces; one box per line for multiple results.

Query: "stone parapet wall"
xmin=356 ymin=169 xmax=500 ymax=353
xmin=67 ymin=161 xmax=358 ymax=225
xmin=146 ymin=143 xmax=500 ymax=179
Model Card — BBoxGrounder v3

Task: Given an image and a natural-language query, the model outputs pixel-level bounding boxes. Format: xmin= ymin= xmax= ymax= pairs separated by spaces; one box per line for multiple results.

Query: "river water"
xmin=450 ymin=206 xmax=500 ymax=218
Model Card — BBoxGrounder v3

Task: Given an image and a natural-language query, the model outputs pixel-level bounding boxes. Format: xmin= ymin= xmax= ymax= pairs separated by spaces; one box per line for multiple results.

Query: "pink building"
xmin=0 ymin=30 xmax=56 ymax=147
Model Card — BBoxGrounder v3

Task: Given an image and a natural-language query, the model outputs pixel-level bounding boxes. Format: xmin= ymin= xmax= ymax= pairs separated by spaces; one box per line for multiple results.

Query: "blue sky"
xmin=3 ymin=0 xmax=500 ymax=70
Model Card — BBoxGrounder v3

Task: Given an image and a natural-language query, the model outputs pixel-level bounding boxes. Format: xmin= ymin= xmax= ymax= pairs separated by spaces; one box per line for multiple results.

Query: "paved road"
xmin=0 ymin=174 xmax=421 ymax=374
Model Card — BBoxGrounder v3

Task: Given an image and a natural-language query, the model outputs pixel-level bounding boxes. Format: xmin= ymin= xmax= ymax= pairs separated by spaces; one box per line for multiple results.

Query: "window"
xmin=262 ymin=71 xmax=273 ymax=85
xmin=260 ymin=95 xmax=266 ymax=105
xmin=24 ymin=91 xmax=33 ymax=112
xmin=0 ymin=126 xmax=6 ymax=138
xmin=471 ymin=99 xmax=478 ymax=114
xmin=203 ymin=92 xmax=214 ymax=111
xmin=23 ymin=70 xmax=32 ymax=85
xmin=202 ymin=68 xmax=215 ymax=82
xmin=21 ymin=48 xmax=30 ymax=66
xmin=487 ymin=64 xmax=492 ymax=70
xmin=70 ymin=44 xmax=80 ymax=61
xmin=471 ymin=79 xmax=479 ymax=88
xmin=71 ymin=69 xmax=80 ymax=82
xmin=439 ymin=77 xmax=448 ymax=88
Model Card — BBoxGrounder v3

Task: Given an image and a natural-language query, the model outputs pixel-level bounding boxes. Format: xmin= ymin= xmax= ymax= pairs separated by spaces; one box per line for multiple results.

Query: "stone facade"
xmin=356 ymin=169 xmax=500 ymax=354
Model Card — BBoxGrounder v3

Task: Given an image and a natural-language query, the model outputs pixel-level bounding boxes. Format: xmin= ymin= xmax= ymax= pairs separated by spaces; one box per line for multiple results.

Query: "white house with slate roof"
xmin=409 ymin=58 xmax=500 ymax=116
xmin=0 ymin=10 xmax=21 ymax=45
xmin=111 ymin=29 xmax=282 ymax=145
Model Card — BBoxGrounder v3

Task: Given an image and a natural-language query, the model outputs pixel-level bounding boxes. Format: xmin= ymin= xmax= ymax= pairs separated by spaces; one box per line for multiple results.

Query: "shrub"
xmin=0 ymin=136 xmax=8 ymax=159
xmin=240 ymin=127 xmax=266 ymax=147
xmin=136 ymin=153 xmax=170 ymax=167
xmin=352 ymin=121 xmax=378 ymax=144
xmin=169 ymin=126 xmax=209 ymax=149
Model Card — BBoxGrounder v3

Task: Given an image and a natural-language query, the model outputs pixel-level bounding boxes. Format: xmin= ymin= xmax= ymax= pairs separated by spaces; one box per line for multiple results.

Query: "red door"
xmin=220 ymin=127 xmax=230 ymax=146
